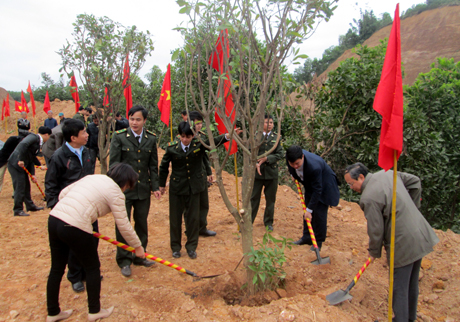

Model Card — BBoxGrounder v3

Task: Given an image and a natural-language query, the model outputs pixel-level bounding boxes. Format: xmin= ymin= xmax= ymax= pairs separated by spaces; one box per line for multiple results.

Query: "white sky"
xmin=0 ymin=0 xmax=423 ymax=92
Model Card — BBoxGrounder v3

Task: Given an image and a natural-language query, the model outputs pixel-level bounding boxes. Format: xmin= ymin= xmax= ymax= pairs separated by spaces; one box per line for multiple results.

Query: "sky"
xmin=0 ymin=0 xmax=423 ymax=92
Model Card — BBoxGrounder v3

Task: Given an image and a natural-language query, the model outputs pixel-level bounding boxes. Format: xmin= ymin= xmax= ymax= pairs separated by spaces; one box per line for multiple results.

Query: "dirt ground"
xmin=1 ymin=102 xmax=459 ymax=322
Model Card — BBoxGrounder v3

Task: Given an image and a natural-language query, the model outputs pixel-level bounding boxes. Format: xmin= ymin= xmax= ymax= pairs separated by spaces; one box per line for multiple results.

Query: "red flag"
xmin=15 ymin=101 xmax=22 ymax=112
xmin=1 ymin=99 xmax=5 ymax=121
xmin=157 ymin=64 xmax=171 ymax=126
xmin=4 ymin=93 xmax=10 ymax=117
xmin=123 ymin=53 xmax=133 ymax=118
xmin=69 ymin=75 xmax=80 ymax=113
xmin=103 ymin=87 xmax=110 ymax=107
xmin=209 ymin=29 xmax=237 ymax=155
xmin=27 ymin=81 xmax=36 ymax=117
xmin=373 ymin=4 xmax=403 ymax=171
xmin=43 ymin=91 xmax=51 ymax=114
xmin=21 ymin=91 xmax=30 ymax=113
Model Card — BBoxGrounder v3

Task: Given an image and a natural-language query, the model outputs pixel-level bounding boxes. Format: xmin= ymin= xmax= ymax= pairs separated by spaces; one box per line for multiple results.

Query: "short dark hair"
xmin=178 ymin=121 xmax=194 ymax=136
xmin=181 ymin=110 xmax=187 ymax=116
xmin=345 ymin=163 xmax=369 ymax=179
xmin=116 ymin=112 xmax=121 ymax=117
xmin=128 ymin=105 xmax=148 ymax=119
xmin=38 ymin=126 xmax=52 ymax=135
xmin=85 ymin=107 xmax=93 ymax=114
xmin=78 ymin=106 xmax=85 ymax=111
xmin=286 ymin=145 xmax=303 ymax=163
xmin=189 ymin=111 xmax=203 ymax=122
xmin=62 ymin=119 xmax=85 ymax=142
xmin=107 ymin=163 xmax=139 ymax=190
xmin=265 ymin=114 xmax=273 ymax=120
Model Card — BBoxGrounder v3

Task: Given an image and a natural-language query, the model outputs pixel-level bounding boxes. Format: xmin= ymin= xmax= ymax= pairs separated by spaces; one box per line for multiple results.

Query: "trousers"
xmin=301 ymin=194 xmax=329 ymax=248
xmin=393 ymin=258 xmax=422 ymax=322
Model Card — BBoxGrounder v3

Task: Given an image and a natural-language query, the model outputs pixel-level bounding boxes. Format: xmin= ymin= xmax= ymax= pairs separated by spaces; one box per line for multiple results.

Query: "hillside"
xmin=318 ymin=6 xmax=460 ymax=85
xmin=1 ymin=101 xmax=460 ymax=322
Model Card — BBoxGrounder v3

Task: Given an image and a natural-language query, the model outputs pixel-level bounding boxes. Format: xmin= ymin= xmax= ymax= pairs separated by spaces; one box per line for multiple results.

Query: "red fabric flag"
xmin=27 ymin=81 xmax=36 ymax=116
xmin=1 ymin=99 xmax=5 ymax=121
xmin=123 ymin=53 xmax=133 ymax=118
xmin=15 ymin=101 xmax=22 ymax=112
xmin=209 ymin=29 xmax=237 ymax=155
xmin=373 ymin=4 xmax=403 ymax=171
xmin=157 ymin=64 xmax=171 ymax=126
xmin=21 ymin=91 xmax=30 ymax=113
xmin=43 ymin=91 xmax=51 ymax=114
xmin=103 ymin=87 xmax=110 ymax=107
xmin=69 ymin=75 xmax=80 ymax=114
xmin=5 ymin=93 xmax=10 ymax=117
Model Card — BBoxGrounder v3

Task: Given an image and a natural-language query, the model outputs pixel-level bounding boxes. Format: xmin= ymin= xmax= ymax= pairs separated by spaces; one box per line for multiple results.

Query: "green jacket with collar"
xmin=255 ymin=132 xmax=283 ymax=180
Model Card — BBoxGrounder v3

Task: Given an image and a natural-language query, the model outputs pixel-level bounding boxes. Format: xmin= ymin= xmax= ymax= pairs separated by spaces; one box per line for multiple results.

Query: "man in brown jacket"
xmin=344 ymin=162 xmax=439 ymax=322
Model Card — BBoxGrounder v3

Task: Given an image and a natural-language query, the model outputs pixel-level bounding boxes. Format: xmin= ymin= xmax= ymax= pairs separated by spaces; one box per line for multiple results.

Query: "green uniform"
xmin=72 ymin=113 xmax=85 ymax=123
xmin=159 ymin=135 xmax=227 ymax=253
xmin=109 ymin=127 xmax=159 ymax=267
xmin=250 ymin=132 xmax=283 ymax=227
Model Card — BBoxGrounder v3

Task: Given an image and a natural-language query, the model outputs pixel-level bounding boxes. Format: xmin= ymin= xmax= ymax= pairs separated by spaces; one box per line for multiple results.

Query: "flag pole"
xmin=388 ymin=150 xmax=397 ymax=321
xmin=170 ymin=102 xmax=173 ymax=142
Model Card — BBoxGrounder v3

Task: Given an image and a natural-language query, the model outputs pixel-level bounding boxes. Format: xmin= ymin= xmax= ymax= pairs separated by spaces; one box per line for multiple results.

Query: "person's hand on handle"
xmin=135 ymin=246 xmax=145 ymax=259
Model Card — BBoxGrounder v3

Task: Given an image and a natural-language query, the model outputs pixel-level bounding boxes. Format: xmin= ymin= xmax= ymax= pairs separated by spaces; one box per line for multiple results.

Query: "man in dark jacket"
xmin=44 ymin=110 xmax=58 ymax=129
xmin=42 ymin=123 xmax=65 ymax=167
xmin=286 ymin=145 xmax=340 ymax=249
xmin=45 ymin=118 xmax=94 ymax=293
xmin=8 ymin=126 xmax=51 ymax=216
xmin=17 ymin=111 xmax=31 ymax=137
xmin=86 ymin=115 xmax=99 ymax=174
xmin=114 ymin=112 xmax=129 ymax=131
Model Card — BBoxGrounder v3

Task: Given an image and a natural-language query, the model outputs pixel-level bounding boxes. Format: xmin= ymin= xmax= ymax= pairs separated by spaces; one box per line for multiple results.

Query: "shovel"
xmin=294 ymin=180 xmax=330 ymax=265
xmin=326 ymin=257 xmax=372 ymax=305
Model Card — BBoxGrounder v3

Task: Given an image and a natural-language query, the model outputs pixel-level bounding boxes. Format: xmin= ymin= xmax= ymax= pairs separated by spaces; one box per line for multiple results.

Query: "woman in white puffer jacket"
xmin=46 ymin=163 xmax=145 ymax=322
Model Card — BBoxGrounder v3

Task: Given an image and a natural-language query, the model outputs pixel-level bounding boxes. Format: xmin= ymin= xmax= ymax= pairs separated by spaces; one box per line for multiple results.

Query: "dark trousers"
xmin=67 ymin=220 xmax=99 ymax=283
xmin=199 ymin=185 xmax=210 ymax=233
xmin=7 ymin=164 xmax=35 ymax=213
xmin=115 ymin=197 xmax=150 ymax=267
xmin=301 ymin=194 xmax=328 ymax=248
xmin=47 ymin=216 xmax=101 ymax=315
xmin=393 ymin=258 xmax=422 ymax=322
xmin=169 ymin=191 xmax=200 ymax=252
xmin=250 ymin=177 xmax=278 ymax=227
xmin=88 ymin=149 xmax=98 ymax=174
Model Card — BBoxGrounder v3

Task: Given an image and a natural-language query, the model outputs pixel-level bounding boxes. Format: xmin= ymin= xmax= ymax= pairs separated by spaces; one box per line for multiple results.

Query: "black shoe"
xmin=72 ymin=281 xmax=85 ymax=293
xmin=28 ymin=206 xmax=44 ymax=212
xmin=14 ymin=211 xmax=30 ymax=217
xmin=266 ymin=225 xmax=273 ymax=232
xmin=120 ymin=266 xmax=131 ymax=277
xmin=172 ymin=251 xmax=181 ymax=258
xmin=187 ymin=250 xmax=197 ymax=259
xmin=199 ymin=229 xmax=216 ymax=237
xmin=133 ymin=258 xmax=155 ymax=267
xmin=293 ymin=238 xmax=311 ymax=246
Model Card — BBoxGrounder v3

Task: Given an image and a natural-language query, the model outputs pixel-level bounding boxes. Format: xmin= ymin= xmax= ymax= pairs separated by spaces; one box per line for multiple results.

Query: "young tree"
xmin=58 ymin=14 xmax=154 ymax=173
xmin=176 ymin=0 xmax=336 ymax=291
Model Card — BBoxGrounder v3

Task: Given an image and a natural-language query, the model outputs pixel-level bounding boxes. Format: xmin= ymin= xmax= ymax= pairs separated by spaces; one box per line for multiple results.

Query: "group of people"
xmin=0 ymin=106 xmax=439 ymax=322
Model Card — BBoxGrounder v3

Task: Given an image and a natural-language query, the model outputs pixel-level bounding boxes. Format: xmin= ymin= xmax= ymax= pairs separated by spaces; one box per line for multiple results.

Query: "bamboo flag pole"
xmin=388 ymin=151 xmax=398 ymax=321
xmin=170 ymin=106 xmax=173 ymax=142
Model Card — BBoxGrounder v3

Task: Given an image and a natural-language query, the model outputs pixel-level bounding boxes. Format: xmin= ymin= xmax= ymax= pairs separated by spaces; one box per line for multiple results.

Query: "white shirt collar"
xmin=180 ymin=142 xmax=190 ymax=152
xmin=131 ymin=128 xmax=143 ymax=138
xmin=37 ymin=134 xmax=44 ymax=147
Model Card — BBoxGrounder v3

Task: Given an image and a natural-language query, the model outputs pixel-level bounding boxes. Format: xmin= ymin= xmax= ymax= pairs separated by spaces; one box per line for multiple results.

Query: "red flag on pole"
xmin=43 ymin=91 xmax=51 ymax=114
xmin=69 ymin=75 xmax=80 ymax=114
xmin=27 ymin=81 xmax=36 ymax=117
xmin=21 ymin=91 xmax=30 ymax=113
xmin=123 ymin=53 xmax=133 ymax=118
xmin=5 ymin=93 xmax=10 ymax=117
xmin=209 ymin=29 xmax=237 ymax=155
xmin=373 ymin=4 xmax=403 ymax=171
xmin=157 ymin=64 xmax=171 ymax=126
xmin=1 ymin=99 xmax=5 ymax=121
xmin=103 ymin=87 xmax=110 ymax=108
xmin=15 ymin=101 xmax=22 ymax=112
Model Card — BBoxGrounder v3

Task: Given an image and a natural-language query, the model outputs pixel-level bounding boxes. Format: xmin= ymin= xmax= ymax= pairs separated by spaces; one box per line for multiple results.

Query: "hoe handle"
xmin=345 ymin=257 xmax=372 ymax=292
xmin=294 ymin=180 xmax=320 ymax=249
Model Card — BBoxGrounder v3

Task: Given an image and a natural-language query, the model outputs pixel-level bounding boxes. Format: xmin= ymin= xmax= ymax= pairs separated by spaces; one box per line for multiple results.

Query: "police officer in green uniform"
xmin=188 ymin=111 xmax=216 ymax=237
xmin=159 ymin=122 xmax=239 ymax=259
xmin=250 ymin=114 xmax=283 ymax=231
xmin=109 ymin=105 xmax=161 ymax=277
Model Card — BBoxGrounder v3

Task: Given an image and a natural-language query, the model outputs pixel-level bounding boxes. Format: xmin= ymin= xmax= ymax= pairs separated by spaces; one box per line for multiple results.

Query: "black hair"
xmin=345 ymin=162 xmax=369 ymax=179
xmin=85 ymin=107 xmax=93 ymax=114
xmin=178 ymin=121 xmax=194 ymax=136
xmin=189 ymin=111 xmax=203 ymax=122
xmin=62 ymin=119 xmax=85 ymax=143
xmin=38 ymin=126 xmax=52 ymax=135
xmin=107 ymin=163 xmax=139 ymax=190
xmin=128 ymin=105 xmax=148 ymax=119
xmin=264 ymin=113 xmax=273 ymax=120
xmin=116 ymin=112 xmax=121 ymax=117
xmin=78 ymin=106 xmax=85 ymax=111
xmin=181 ymin=110 xmax=187 ymax=116
xmin=286 ymin=145 xmax=303 ymax=163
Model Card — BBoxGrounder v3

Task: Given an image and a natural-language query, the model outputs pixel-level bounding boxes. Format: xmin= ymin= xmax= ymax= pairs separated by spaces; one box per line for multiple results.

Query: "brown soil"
xmin=1 ymin=100 xmax=459 ymax=322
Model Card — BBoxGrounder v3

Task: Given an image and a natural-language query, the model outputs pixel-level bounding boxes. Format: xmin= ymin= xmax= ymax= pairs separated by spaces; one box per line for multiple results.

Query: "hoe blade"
xmin=326 ymin=289 xmax=353 ymax=305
